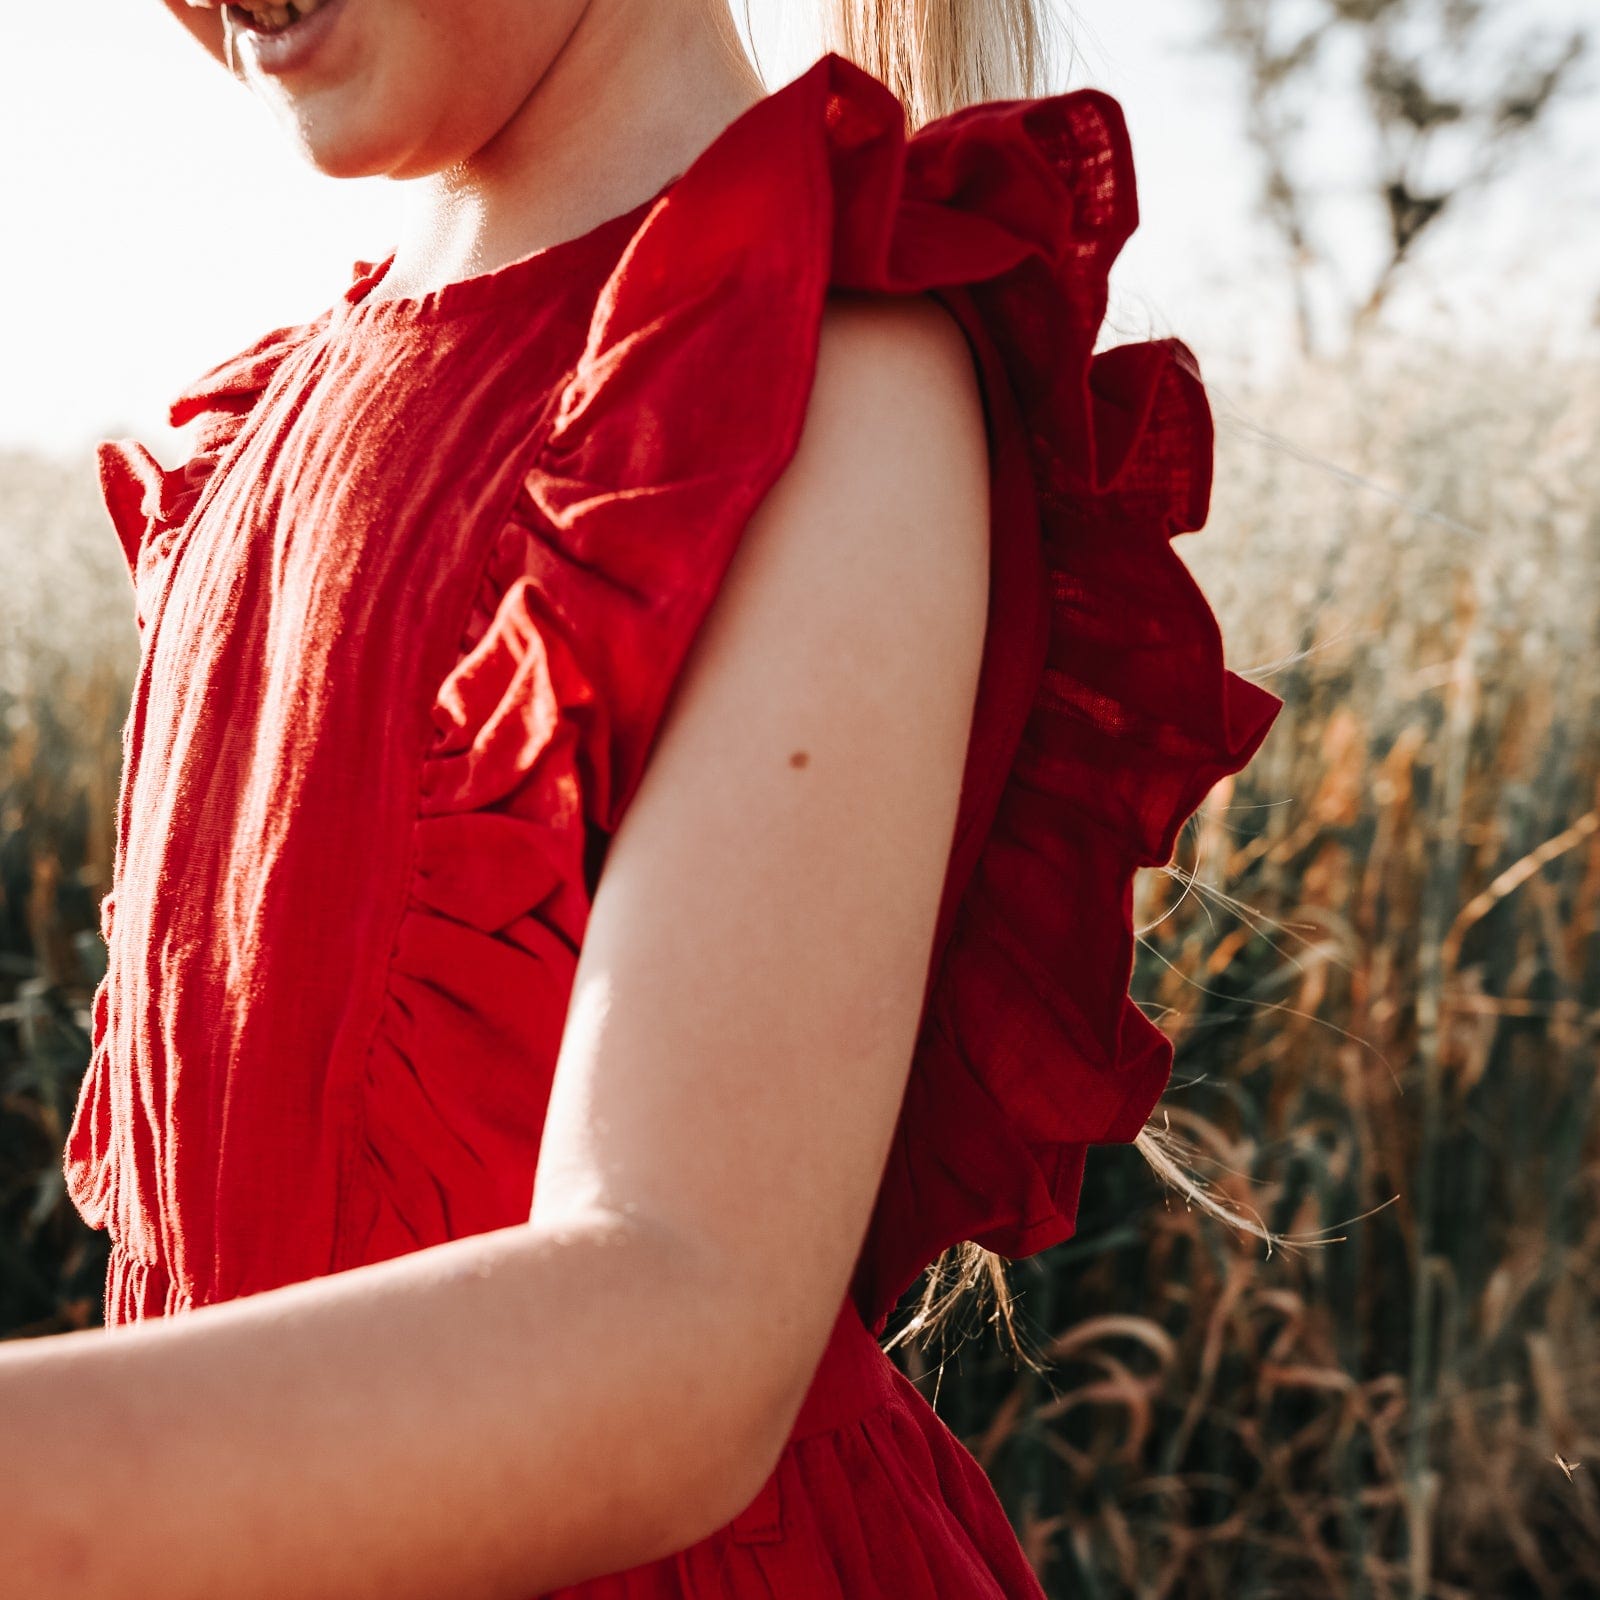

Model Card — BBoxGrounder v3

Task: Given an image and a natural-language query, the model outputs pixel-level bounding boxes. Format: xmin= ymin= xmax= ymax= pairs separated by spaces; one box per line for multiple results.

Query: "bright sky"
xmin=2 ymin=1 xmax=1594 ymax=458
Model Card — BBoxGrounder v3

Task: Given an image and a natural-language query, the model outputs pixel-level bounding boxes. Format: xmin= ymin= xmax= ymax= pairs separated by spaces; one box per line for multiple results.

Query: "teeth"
xmin=232 ymin=0 xmax=326 ymax=32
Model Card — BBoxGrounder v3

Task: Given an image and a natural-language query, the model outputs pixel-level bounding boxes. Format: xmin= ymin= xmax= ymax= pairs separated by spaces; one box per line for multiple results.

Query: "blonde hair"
xmin=819 ymin=0 xmax=1053 ymax=128
xmin=888 ymin=1120 xmax=1296 ymax=1366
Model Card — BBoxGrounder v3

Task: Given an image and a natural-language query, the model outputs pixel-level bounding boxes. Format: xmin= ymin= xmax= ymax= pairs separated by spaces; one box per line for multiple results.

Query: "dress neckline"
xmin=327 ymin=66 xmax=814 ymax=329
xmin=332 ymin=176 xmax=682 ymax=329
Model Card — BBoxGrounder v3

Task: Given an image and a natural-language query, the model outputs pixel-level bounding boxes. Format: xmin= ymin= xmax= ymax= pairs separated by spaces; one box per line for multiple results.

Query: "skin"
xmin=1 ymin=5 xmax=994 ymax=1595
xmin=163 ymin=0 xmax=769 ymax=296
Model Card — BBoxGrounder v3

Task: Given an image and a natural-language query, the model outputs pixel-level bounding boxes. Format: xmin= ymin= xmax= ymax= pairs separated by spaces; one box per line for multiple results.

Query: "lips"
xmin=216 ymin=0 xmax=348 ymax=75
xmin=224 ymin=0 xmax=330 ymax=33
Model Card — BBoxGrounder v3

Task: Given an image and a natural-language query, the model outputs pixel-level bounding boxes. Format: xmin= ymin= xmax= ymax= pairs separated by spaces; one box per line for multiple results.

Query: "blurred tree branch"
xmin=1206 ymin=0 xmax=1590 ymax=357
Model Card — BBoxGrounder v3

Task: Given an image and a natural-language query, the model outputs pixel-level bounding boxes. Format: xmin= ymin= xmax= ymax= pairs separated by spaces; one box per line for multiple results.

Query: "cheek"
xmin=260 ymin=0 xmax=583 ymax=179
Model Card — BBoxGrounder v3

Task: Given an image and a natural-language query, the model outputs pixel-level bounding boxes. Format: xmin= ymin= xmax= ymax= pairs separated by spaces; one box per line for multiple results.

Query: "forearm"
xmin=1 ymin=1215 xmax=784 ymax=1600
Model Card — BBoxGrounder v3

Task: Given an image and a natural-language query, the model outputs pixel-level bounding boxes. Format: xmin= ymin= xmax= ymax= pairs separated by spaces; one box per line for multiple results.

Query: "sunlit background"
xmin=2 ymin=0 xmax=1595 ymax=459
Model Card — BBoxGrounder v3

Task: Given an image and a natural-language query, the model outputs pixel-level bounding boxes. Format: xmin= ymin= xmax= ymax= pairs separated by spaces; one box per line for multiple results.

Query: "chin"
xmin=268 ymin=103 xmax=427 ymax=181
xmin=290 ymin=129 xmax=398 ymax=181
xmin=264 ymin=79 xmax=492 ymax=182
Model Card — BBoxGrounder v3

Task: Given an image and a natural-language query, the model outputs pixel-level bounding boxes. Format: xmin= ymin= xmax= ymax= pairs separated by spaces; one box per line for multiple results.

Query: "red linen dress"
xmin=64 ymin=51 xmax=1281 ymax=1596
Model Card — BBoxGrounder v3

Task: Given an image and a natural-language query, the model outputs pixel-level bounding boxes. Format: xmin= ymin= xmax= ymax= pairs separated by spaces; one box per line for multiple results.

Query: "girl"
xmin=7 ymin=0 xmax=1280 ymax=1594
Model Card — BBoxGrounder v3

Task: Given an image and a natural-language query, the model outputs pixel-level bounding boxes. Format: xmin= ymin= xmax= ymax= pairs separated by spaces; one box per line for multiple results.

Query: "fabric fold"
xmin=66 ymin=49 xmax=1278 ymax=1598
xmin=513 ymin=51 xmax=1282 ymax=1328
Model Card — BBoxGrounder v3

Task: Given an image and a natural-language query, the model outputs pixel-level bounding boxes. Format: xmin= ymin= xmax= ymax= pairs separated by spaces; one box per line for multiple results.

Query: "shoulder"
xmin=752 ymin=289 xmax=991 ymax=637
xmin=814 ymin=287 xmax=982 ymax=390
xmin=806 ymin=289 xmax=988 ymax=495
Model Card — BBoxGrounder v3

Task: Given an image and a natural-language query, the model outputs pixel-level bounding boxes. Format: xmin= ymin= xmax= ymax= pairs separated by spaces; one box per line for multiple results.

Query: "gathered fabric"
xmin=65 ymin=51 xmax=1279 ymax=1595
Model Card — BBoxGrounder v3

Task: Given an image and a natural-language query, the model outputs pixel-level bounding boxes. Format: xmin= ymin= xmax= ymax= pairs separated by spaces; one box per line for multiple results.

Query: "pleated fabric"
xmin=64 ymin=51 xmax=1280 ymax=1594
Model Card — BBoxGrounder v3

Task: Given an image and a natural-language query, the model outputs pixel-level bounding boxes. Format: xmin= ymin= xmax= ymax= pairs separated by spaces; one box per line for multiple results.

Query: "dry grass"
xmin=0 ymin=448 xmax=127 ymax=1332
xmin=2 ymin=337 xmax=1597 ymax=1596
xmin=888 ymin=338 xmax=1600 ymax=1598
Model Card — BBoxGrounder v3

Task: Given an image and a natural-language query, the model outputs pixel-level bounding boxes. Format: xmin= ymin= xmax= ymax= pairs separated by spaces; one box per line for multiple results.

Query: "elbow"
xmin=613 ymin=1247 xmax=853 ymax=1562
xmin=626 ymin=1352 xmax=804 ymax=1564
xmin=500 ymin=1325 xmax=800 ymax=1586
xmin=509 ymin=1213 xmax=819 ymax=1574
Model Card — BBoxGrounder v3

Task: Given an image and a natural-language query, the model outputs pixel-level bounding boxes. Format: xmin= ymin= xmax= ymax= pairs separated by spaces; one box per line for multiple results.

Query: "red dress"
xmin=64 ymin=52 xmax=1280 ymax=1596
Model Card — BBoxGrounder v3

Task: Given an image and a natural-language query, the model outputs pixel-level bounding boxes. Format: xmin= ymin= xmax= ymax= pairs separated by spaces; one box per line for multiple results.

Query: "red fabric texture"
xmin=65 ymin=52 xmax=1280 ymax=1595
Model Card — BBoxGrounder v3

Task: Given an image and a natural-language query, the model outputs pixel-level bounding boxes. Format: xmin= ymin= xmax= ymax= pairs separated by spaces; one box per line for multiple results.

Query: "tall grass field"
xmin=2 ymin=337 xmax=1596 ymax=1598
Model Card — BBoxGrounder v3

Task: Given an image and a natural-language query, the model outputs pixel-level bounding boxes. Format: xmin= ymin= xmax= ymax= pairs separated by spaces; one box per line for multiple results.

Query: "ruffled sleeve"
xmin=96 ymin=317 xmax=325 ymax=629
xmin=521 ymin=51 xmax=1282 ymax=1330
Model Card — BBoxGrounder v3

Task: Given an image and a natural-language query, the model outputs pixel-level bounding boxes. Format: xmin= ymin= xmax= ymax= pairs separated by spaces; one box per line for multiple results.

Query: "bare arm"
xmin=1 ymin=291 xmax=991 ymax=1600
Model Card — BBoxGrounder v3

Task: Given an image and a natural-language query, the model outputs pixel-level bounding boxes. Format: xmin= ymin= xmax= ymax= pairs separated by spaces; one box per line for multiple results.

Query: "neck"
xmin=374 ymin=0 xmax=767 ymax=301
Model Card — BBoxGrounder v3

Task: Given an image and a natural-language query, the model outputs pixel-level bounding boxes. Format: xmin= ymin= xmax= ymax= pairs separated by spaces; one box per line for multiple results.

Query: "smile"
xmin=225 ymin=0 xmax=332 ymax=33
xmin=216 ymin=0 xmax=349 ymax=75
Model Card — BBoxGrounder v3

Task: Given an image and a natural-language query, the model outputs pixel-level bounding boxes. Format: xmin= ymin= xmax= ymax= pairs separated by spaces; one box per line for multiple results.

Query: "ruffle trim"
xmin=105 ymin=1238 xmax=190 ymax=1323
xmin=333 ymin=498 xmax=607 ymax=1266
xmin=81 ymin=53 xmax=1282 ymax=1335
xmin=95 ymin=318 xmax=324 ymax=627
xmin=510 ymin=53 xmax=1283 ymax=1325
